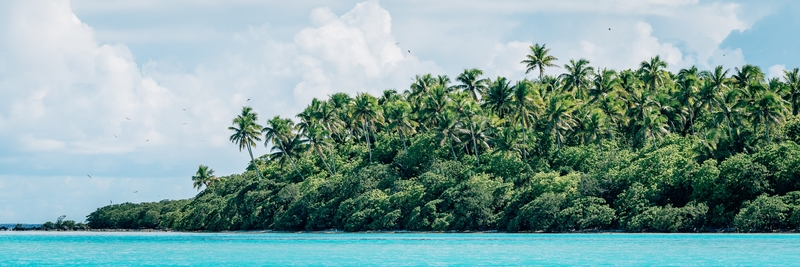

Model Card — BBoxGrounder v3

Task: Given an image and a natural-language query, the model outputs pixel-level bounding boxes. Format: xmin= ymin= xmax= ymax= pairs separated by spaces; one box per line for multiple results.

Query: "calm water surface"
xmin=1 ymin=232 xmax=799 ymax=266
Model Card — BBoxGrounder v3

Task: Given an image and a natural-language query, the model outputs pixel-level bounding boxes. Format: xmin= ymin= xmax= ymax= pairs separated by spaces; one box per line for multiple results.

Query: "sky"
xmin=0 ymin=0 xmax=797 ymax=223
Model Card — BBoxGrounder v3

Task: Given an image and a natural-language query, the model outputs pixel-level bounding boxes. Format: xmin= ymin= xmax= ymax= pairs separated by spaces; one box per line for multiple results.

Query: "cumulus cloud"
xmin=291 ymin=2 xmax=438 ymax=105
xmin=767 ymin=64 xmax=787 ymax=79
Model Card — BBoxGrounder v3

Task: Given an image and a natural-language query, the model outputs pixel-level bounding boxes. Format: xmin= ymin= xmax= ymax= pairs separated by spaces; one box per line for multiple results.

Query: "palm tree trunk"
xmin=363 ymin=121 xmax=372 ymax=164
xmin=539 ymin=67 xmax=544 ymax=81
xmin=449 ymin=139 xmax=457 ymax=161
xmin=766 ymin=119 xmax=771 ymax=146
xmin=315 ymin=145 xmax=333 ymax=175
xmin=327 ymin=146 xmax=337 ymax=174
xmin=280 ymin=141 xmax=305 ymax=180
xmin=397 ymin=127 xmax=407 ymax=153
xmin=555 ymin=118 xmax=562 ymax=154
xmin=469 ymin=120 xmax=480 ymax=167
xmin=246 ymin=143 xmax=265 ymax=181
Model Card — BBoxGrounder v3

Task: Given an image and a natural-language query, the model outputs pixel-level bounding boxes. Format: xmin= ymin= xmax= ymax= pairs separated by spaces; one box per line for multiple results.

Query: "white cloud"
xmin=768 ymin=64 xmax=786 ymax=79
xmin=290 ymin=1 xmax=438 ymax=105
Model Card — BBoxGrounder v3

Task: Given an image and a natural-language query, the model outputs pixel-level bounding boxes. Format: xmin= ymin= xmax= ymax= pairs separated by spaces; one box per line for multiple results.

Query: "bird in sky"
xmin=134 ymin=191 xmax=138 ymax=194
xmin=110 ymin=200 xmax=112 ymax=204
xmin=146 ymin=139 xmax=149 ymax=142
xmin=608 ymin=28 xmax=611 ymax=30
xmin=125 ymin=117 xmax=130 ymax=120
xmin=183 ymin=123 xmax=187 ymax=125
xmin=87 ymin=175 xmax=92 ymax=179
xmin=396 ymin=42 xmax=399 ymax=45
xmin=247 ymin=98 xmax=250 ymax=101
xmin=113 ymin=134 xmax=117 ymax=138
xmin=183 ymin=108 xmax=186 ymax=111
xmin=408 ymin=50 xmax=411 ymax=53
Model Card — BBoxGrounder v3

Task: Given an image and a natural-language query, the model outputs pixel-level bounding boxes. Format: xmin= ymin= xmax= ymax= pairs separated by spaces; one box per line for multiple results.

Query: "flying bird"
xmin=408 ymin=50 xmax=411 ymax=53
xmin=113 ymin=134 xmax=118 ymax=138
xmin=247 ymin=98 xmax=250 ymax=101
xmin=396 ymin=42 xmax=399 ymax=45
xmin=608 ymin=28 xmax=611 ymax=30
xmin=134 ymin=191 xmax=138 ymax=194
xmin=125 ymin=117 xmax=130 ymax=120
xmin=87 ymin=175 xmax=92 ymax=179
xmin=146 ymin=139 xmax=149 ymax=142
xmin=183 ymin=123 xmax=187 ymax=125
xmin=183 ymin=108 xmax=186 ymax=111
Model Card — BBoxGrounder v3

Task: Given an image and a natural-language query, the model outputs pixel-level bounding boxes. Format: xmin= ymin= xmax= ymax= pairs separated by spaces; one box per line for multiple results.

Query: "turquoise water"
xmin=2 ymin=232 xmax=799 ymax=266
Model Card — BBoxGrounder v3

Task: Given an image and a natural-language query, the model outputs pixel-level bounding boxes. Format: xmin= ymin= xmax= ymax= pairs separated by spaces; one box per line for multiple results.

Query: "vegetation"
xmin=87 ymin=45 xmax=800 ymax=232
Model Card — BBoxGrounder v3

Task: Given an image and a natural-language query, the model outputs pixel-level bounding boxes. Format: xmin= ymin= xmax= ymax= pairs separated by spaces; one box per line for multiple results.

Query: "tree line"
xmin=87 ymin=44 xmax=800 ymax=232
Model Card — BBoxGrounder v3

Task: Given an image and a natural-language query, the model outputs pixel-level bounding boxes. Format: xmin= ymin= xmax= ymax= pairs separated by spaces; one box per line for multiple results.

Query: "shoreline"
xmin=5 ymin=228 xmax=798 ymax=234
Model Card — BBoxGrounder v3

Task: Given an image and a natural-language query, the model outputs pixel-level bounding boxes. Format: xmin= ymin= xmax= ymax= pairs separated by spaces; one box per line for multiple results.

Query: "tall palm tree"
xmin=588 ymin=68 xmax=619 ymax=105
xmin=300 ymin=122 xmax=334 ymax=175
xmin=270 ymin=134 xmax=307 ymax=180
xmin=264 ymin=116 xmax=305 ymax=179
xmin=228 ymin=106 xmax=265 ymax=181
xmin=437 ymin=111 xmax=463 ymax=161
xmin=637 ymin=107 xmax=669 ymax=147
xmin=560 ymin=59 xmax=594 ymax=99
xmin=732 ymin=64 xmax=763 ymax=91
xmin=511 ymin=79 xmax=543 ymax=159
xmin=675 ymin=67 xmax=699 ymax=135
xmin=748 ymin=80 xmax=789 ymax=145
xmin=521 ymin=43 xmax=560 ymax=80
xmin=639 ymin=56 xmax=668 ymax=92
xmin=408 ymin=74 xmax=437 ymax=109
xmin=419 ymin=84 xmax=451 ymax=127
xmin=483 ymin=76 xmax=515 ymax=119
xmin=352 ymin=93 xmax=382 ymax=164
xmin=455 ymin=68 xmax=489 ymax=102
xmin=543 ymin=91 xmax=577 ymax=153
xmin=452 ymin=94 xmax=485 ymax=166
xmin=783 ymin=68 xmax=800 ymax=116
xmin=191 ymin=165 xmax=216 ymax=191
xmin=384 ymin=100 xmax=417 ymax=153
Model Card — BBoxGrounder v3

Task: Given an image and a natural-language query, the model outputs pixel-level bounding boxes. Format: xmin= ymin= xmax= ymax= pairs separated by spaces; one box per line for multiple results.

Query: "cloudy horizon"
xmin=1 ymin=0 xmax=797 ymax=223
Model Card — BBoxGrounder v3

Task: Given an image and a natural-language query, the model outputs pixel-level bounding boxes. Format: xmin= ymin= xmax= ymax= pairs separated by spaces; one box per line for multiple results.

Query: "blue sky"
xmin=0 ymin=0 xmax=796 ymax=223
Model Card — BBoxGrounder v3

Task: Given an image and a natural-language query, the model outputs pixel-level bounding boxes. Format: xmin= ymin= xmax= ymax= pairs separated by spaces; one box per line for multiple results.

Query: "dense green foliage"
xmin=87 ymin=47 xmax=800 ymax=232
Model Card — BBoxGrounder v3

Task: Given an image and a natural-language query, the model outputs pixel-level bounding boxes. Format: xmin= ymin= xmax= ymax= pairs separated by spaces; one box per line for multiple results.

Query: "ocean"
xmin=1 ymin=232 xmax=798 ymax=266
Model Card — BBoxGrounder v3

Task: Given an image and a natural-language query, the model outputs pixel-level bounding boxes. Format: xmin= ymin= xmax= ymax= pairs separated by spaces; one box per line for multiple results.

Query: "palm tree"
xmin=437 ymin=111 xmax=463 ymax=161
xmin=419 ymin=84 xmax=451 ymax=127
xmin=451 ymin=94 xmax=485 ymax=166
xmin=270 ymin=134 xmax=307 ymax=179
xmin=191 ymin=165 xmax=216 ymax=191
xmin=639 ymin=56 xmax=668 ymax=92
xmin=521 ymin=43 xmax=560 ymax=80
xmin=732 ymin=64 xmax=763 ymax=91
xmin=300 ymin=122 xmax=334 ymax=175
xmin=264 ymin=116 xmax=305 ymax=179
xmin=588 ymin=68 xmax=619 ymax=105
xmin=228 ymin=106 xmax=265 ymax=181
xmin=675 ymin=67 xmax=699 ymax=135
xmin=560 ymin=59 xmax=594 ymax=99
xmin=783 ymin=68 xmax=800 ymax=116
xmin=492 ymin=127 xmax=527 ymax=158
xmin=482 ymin=76 xmax=515 ymax=119
xmin=353 ymin=93 xmax=382 ymax=164
xmin=455 ymin=68 xmax=489 ymax=102
xmin=511 ymin=79 xmax=543 ymax=159
xmin=748 ymin=80 xmax=789 ymax=145
xmin=408 ymin=74 xmax=437 ymax=109
xmin=543 ymin=91 xmax=577 ymax=153
xmin=384 ymin=100 xmax=417 ymax=153
xmin=637 ymin=107 xmax=669 ymax=147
